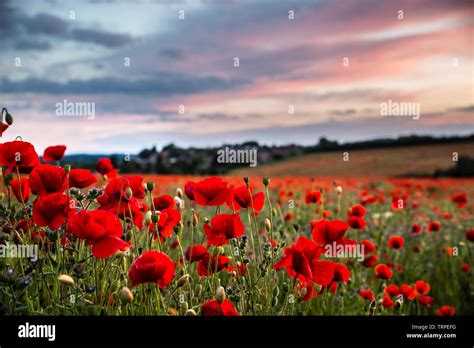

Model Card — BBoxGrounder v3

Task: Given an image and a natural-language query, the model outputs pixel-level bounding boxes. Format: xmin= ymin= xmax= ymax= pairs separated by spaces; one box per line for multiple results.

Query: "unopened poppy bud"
xmin=58 ymin=274 xmax=74 ymax=286
xmin=64 ymin=164 xmax=71 ymax=173
xmin=144 ymin=211 xmax=152 ymax=225
xmin=121 ymin=286 xmax=134 ymax=304
xmin=262 ymin=177 xmax=270 ymax=186
xmin=125 ymin=187 xmax=133 ymax=199
xmin=299 ymin=287 xmax=307 ymax=298
xmin=146 ymin=182 xmax=155 ymax=192
xmin=336 ymin=186 xmax=343 ymax=195
xmin=192 ymin=210 xmax=198 ymax=227
xmin=5 ymin=112 xmax=13 ymax=125
xmin=176 ymin=187 xmax=183 ymax=198
xmin=176 ymin=274 xmax=190 ymax=288
xmin=216 ymin=286 xmax=226 ymax=304
xmin=264 ymin=218 xmax=271 ymax=233
xmin=185 ymin=309 xmax=197 ymax=316
xmin=151 ymin=213 xmax=159 ymax=223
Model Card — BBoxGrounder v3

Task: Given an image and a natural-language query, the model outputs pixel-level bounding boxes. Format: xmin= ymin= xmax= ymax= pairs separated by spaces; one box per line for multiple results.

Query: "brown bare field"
xmin=231 ymin=142 xmax=474 ymax=177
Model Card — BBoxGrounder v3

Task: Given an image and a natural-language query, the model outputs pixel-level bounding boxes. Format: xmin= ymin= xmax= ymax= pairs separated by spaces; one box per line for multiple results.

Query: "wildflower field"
xmin=1 ymin=116 xmax=473 ymax=316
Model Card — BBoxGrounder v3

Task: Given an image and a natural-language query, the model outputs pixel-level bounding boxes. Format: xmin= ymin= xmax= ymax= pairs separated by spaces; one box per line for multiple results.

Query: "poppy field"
xmin=0 ymin=116 xmax=473 ymax=317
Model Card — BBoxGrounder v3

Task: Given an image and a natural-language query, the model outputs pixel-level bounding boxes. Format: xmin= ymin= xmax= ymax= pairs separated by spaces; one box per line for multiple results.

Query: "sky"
xmin=1 ymin=0 xmax=473 ymax=154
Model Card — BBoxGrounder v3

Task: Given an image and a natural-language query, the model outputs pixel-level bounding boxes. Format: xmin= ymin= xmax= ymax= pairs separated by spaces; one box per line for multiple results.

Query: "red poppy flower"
xmin=33 ymin=193 xmax=70 ymax=229
xmin=204 ymin=213 xmax=245 ymax=246
xmin=359 ymin=289 xmax=374 ymax=301
xmin=228 ymin=185 xmax=264 ymax=212
xmin=28 ymin=164 xmax=68 ymax=196
xmin=347 ymin=216 xmax=366 ymax=230
xmin=415 ymin=280 xmax=430 ymax=295
xmin=461 ymin=263 xmax=471 ymax=273
xmin=348 ymin=204 xmax=366 ymax=217
xmin=451 ymin=192 xmax=467 ymax=208
xmin=148 ymin=209 xmax=181 ymax=241
xmin=400 ymin=284 xmax=417 ymax=300
xmin=184 ymin=181 xmax=196 ymax=200
xmin=312 ymin=219 xmax=354 ymax=246
xmin=436 ymin=306 xmax=455 ymax=316
xmin=129 ymin=250 xmax=175 ymax=288
xmin=96 ymin=158 xmax=117 ymax=178
xmin=201 ymin=299 xmax=239 ymax=316
xmin=185 ymin=244 xmax=209 ymax=262
xmin=382 ymin=296 xmax=394 ymax=308
xmin=0 ymin=140 xmax=40 ymax=174
xmin=0 ymin=122 xmax=8 ymax=137
xmin=385 ymin=284 xmax=399 ymax=297
xmin=193 ymin=177 xmax=231 ymax=206
xmin=374 ymin=264 xmax=393 ymax=280
xmin=428 ymin=221 xmax=441 ymax=232
xmin=43 ymin=145 xmax=66 ymax=162
xmin=362 ymin=254 xmax=378 ymax=267
xmin=10 ymin=178 xmax=30 ymax=203
xmin=69 ymin=169 xmax=97 ymax=188
xmin=152 ymin=194 xmax=175 ymax=211
xmin=273 ymin=236 xmax=335 ymax=286
xmin=411 ymin=224 xmax=422 ymax=234
xmin=388 ymin=236 xmax=404 ymax=249
xmin=305 ymin=191 xmax=321 ymax=204
xmin=360 ymin=240 xmax=376 ymax=254
xmin=417 ymin=295 xmax=433 ymax=307
xmin=465 ymin=229 xmax=474 ymax=242
xmin=69 ymin=210 xmax=131 ymax=258
xmin=328 ymin=263 xmax=350 ymax=293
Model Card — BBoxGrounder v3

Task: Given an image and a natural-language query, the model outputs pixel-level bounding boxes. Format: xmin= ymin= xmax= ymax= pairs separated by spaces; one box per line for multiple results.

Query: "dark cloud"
xmin=159 ymin=48 xmax=186 ymax=60
xmin=13 ymin=38 xmax=51 ymax=51
xmin=69 ymin=28 xmax=133 ymax=48
xmin=1 ymin=73 xmax=248 ymax=95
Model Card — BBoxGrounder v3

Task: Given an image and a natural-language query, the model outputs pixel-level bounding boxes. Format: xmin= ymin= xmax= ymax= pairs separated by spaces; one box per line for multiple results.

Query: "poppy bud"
xmin=125 ymin=187 xmax=133 ymax=199
xmin=121 ymin=286 xmax=134 ymax=304
xmin=336 ymin=186 xmax=343 ymax=195
xmin=299 ymin=287 xmax=307 ymax=299
xmin=185 ymin=309 xmax=197 ymax=316
xmin=369 ymin=300 xmax=376 ymax=316
xmin=151 ymin=213 xmax=159 ymax=223
xmin=5 ymin=112 xmax=13 ymax=125
xmin=176 ymin=188 xmax=183 ymax=198
xmin=264 ymin=218 xmax=271 ymax=233
xmin=176 ymin=274 xmax=190 ymax=289
xmin=216 ymin=286 xmax=226 ymax=304
xmin=192 ymin=210 xmax=198 ymax=227
xmin=58 ymin=274 xmax=74 ymax=286
xmin=395 ymin=294 xmax=403 ymax=309
xmin=144 ymin=211 xmax=152 ymax=225
xmin=262 ymin=177 xmax=270 ymax=186
xmin=146 ymin=182 xmax=155 ymax=192
xmin=64 ymin=164 xmax=71 ymax=174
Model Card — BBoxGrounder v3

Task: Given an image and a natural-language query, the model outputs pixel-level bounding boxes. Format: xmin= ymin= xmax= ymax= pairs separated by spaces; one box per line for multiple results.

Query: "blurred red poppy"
xmin=388 ymin=236 xmax=404 ymax=249
xmin=451 ymin=192 xmax=467 ymax=208
xmin=348 ymin=216 xmax=366 ymax=230
xmin=428 ymin=221 xmax=441 ymax=232
xmin=96 ymin=158 xmax=117 ymax=178
xmin=437 ymin=306 xmax=455 ymax=316
xmin=374 ymin=264 xmax=393 ymax=280
xmin=153 ymin=194 xmax=175 ymax=211
xmin=359 ymin=289 xmax=374 ymax=301
xmin=43 ymin=145 xmax=66 ymax=162
xmin=10 ymin=178 xmax=30 ymax=203
xmin=305 ymin=191 xmax=321 ymax=204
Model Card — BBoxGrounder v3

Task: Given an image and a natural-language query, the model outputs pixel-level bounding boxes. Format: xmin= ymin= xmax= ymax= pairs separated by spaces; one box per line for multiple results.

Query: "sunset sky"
xmin=1 ymin=0 xmax=473 ymax=154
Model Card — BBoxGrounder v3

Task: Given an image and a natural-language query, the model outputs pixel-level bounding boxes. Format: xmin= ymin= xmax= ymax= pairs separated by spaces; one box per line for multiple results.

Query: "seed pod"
xmin=176 ymin=274 xmax=190 ymax=289
xmin=151 ymin=213 xmax=159 ymax=223
xmin=215 ymin=286 xmax=226 ymax=304
xmin=58 ymin=274 xmax=74 ymax=286
xmin=121 ymin=287 xmax=133 ymax=304
xmin=264 ymin=218 xmax=271 ymax=233
xmin=262 ymin=177 xmax=270 ymax=186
